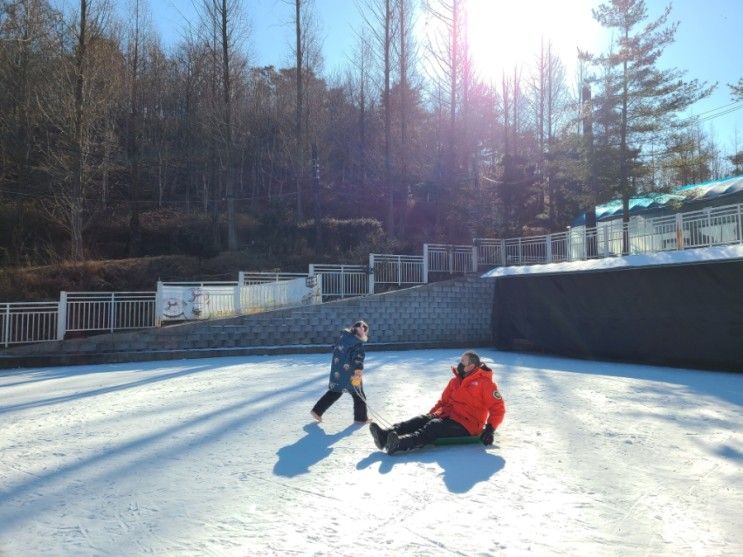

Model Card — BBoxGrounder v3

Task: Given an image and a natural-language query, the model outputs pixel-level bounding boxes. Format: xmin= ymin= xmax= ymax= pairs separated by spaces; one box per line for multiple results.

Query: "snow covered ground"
xmin=1 ymin=349 xmax=741 ymax=556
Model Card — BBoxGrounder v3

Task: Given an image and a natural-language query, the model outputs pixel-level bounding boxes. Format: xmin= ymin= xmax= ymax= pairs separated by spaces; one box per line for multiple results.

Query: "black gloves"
xmin=480 ymin=424 xmax=495 ymax=445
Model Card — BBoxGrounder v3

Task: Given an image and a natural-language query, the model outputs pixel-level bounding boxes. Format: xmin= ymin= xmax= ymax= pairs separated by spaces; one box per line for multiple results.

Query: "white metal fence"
xmin=63 ymin=292 xmax=157 ymax=334
xmin=157 ymin=281 xmax=238 ymax=323
xmin=157 ymin=275 xmax=321 ymax=323
xmin=424 ymin=244 xmax=478 ymax=274
xmin=239 ymin=276 xmax=321 ymax=314
xmin=474 ymin=238 xmax=504 ymax=267
xmin=242 ymin=272 xmax=308 ymax=285
xmin=3 ymin=201 xmax=742 ymax=348
xmin=475 ymin=202 xmax=743 ymax=267
xmin=1 ymin=301 xmax=59 ymax=347
xmin=309 ymin=264 xmax=369 ymax=300
xmin=1 ymin=293 xmax=156 ymax=348
xmin=369 ymin=254 xmax=425 ymax=290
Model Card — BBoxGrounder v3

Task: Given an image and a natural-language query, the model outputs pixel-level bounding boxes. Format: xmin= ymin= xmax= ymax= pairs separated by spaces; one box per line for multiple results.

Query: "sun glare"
xmin=466 ymin=0 xmax=603 ymax=84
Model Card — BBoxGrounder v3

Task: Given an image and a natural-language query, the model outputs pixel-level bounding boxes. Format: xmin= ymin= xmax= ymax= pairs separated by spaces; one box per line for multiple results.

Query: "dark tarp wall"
xmin=491 ymin=260 xmax=743 ymax=371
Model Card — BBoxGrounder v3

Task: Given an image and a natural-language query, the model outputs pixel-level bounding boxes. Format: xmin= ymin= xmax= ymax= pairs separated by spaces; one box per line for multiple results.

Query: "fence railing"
xmin=63 ymin=292 xmax=157 ymax=334
xmin=369 ymin=254 xmax=425 ymax=290
xmin=475 ymin=202 xmax=743 ymax=267
xmin=474 ymin=238 xmax=504 ymax=267
xmin=239 ymin=275 xmax=321 ymax=314
xmin=424 ymin=244 xmax=478 ymax=274
xmin=157 ymin=276 xmax=321 ymax=323
xmin=4 ymin=201 xmax=742 ymax=348
xmin=157 ymin=281 xmax=238 ymax=323
xmin=309 ymin=264 xmax=369 ymax=300
xmin=1 ymin=301 xmax=59 ymax=347
xmin=242 ymin=272 xmax=308 ymax=285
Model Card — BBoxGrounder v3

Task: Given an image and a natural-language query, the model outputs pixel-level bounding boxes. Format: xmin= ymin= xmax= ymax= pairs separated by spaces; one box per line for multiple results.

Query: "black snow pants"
xmin=312 ymin=387 xmax=368 ymax=422
xmin=392 ymin=414 xmax=469 ymax=448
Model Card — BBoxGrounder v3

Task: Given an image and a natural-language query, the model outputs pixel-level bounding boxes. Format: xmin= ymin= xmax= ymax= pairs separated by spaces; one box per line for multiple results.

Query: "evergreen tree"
xmin=728 ymin=78 xmax=743 ymax=175
xmin=730 ymin=77 xmax=743 ymax=101
xmin=589 ymin=0 xmax=713 ymax=253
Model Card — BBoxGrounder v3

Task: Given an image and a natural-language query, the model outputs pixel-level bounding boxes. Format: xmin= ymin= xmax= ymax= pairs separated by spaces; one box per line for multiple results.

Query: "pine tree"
xmin=730 ymin=77 xmax=743 ymax=101
xmin=589 ymin=0 xmax=713 ymax=253
xmin=729 ymin=78 xmax=743 ymax=175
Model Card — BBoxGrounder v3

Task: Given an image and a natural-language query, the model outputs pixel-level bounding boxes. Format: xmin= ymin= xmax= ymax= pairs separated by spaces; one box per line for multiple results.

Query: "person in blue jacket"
xmin=311 ymin=320 xmax=369 ymax=424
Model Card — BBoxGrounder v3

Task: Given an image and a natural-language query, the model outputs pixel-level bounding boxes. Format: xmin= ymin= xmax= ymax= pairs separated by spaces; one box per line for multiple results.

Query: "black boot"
xmin=369 ymin=422 xmax=389 ymax=450
xmin=385 ymin=432 xmax=423 ymax=455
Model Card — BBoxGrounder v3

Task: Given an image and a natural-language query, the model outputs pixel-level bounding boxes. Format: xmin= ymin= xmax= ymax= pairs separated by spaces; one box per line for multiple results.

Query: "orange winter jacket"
xmin=430 ymin=364 xmax=506 ymax=435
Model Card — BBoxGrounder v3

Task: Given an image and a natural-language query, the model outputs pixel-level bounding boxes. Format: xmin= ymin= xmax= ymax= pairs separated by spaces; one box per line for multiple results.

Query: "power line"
xmin=695 ymin=103 xmax=743 ymax=123
xmin=690 ymin=100 xmax=743 ymax=119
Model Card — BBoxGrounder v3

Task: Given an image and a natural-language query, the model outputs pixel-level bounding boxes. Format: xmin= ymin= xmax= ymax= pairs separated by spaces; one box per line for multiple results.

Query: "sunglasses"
xmin=354 ymin=322 xmax=368 ymax=332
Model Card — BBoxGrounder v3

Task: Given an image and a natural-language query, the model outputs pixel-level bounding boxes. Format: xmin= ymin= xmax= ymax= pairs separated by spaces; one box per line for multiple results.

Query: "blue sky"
xmin=143 ymin=0 xmax=742 ymax=157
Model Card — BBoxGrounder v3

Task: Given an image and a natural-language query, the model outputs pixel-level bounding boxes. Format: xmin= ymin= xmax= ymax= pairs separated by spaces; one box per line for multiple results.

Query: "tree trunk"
xmin=398 ymin=0 xmax=408 ymax=237
xmin=620 ymin=37 xmax=630 ymax=255
xmin=221 ymin=0 xmax=237 ymax=250
xmin=295 ymin=0 xmax=304 ymax=221
xmin=127 ymin=0 xmax=142 ymax=257
xmin=70 ymin=0 xmax=88 ymax=261
xmin=384 ymin=0 xmax=393 ymax=237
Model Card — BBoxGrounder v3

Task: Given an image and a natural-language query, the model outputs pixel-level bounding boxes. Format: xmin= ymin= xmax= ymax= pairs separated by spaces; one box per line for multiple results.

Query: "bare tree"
xmin=346 ymin=28 xmax=374 ymax=188
xmin=285 ymin=0 xmax=323 ymax=223
xmin=0 ymin=0 xmax=58 ymax=196
xmin=359 ymin=0 xmax=396 ymax=236
xmin=197 ymin=0 xmax=246 ymax=250
xmin=38 ymin=0 xmax=119 ymax=260
xmin=0 ymin=0 xmax=61 ymax=261
xmin=530 ymin=39 xmax=569 ymax=228
xmin=294 ymin=0 xmax=303 ymax=220
xmin=383 ymin=0 xmax=392 ymax=236
xmin=123 ymin=0 xmax=148 ymax=256
xmin=421 ymin=0 xmax=474 ymax=238
xmin=395 ymin=0 xmax=415 ymax=236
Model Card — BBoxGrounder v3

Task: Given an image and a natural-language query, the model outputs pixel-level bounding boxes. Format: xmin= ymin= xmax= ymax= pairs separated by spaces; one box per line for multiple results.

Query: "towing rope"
xmin=349 ymin=381 xmax=394 ymax=429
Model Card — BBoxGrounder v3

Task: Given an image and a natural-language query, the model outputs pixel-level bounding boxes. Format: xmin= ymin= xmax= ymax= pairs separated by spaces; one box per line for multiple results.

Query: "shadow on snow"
xmin=273 ymin=422 xmax=359 ymax=478
xmin=356 ymin=445 xmax=505 ymax=494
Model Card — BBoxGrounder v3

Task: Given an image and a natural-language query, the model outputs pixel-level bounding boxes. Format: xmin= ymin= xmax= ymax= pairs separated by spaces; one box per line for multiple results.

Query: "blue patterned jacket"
xmin=328 ymin=329 xmax=366 ymax=393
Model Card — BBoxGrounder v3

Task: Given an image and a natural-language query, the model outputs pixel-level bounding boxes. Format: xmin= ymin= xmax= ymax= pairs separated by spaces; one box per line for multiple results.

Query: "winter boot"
xmin=385 ymin=432 xmax=423 ymax=455
xmin=310 ymin=410 xmax=322 ymax=423
xmin=369 ymin=422 xmax=390 ymax=450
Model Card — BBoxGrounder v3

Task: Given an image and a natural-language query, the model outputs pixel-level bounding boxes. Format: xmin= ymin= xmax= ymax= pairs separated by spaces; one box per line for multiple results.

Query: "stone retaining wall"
xmin=0 ymin=275 xmax=496 ymax=368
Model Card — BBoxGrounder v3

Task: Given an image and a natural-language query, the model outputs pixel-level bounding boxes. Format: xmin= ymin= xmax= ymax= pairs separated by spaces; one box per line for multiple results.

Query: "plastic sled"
xmin=433 ymin=435 xmax=482 ymax=446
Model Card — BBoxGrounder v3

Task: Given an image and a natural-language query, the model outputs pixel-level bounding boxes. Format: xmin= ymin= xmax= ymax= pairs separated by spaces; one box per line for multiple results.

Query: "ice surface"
xmin=1 ymin=349 xmax=741 ymax=555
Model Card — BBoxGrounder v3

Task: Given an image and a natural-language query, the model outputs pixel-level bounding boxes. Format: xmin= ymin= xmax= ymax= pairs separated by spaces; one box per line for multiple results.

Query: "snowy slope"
xmin=1 ymin=349 xmax=741 ymax=556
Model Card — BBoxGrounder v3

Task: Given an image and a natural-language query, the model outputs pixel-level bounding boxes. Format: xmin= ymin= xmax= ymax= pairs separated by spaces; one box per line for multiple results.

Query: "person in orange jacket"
xmin=369 ymin=351 xmax=505 ymax=454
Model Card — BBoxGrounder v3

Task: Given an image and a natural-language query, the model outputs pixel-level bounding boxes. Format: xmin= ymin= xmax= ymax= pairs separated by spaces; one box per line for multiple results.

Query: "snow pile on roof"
xmin=675 ymin=175 xmax=743 ymax=200
xmin=594 ymin=192 xmax=685 ymax=221
xmin=482 ymin=244 xmax=743 ymax=277
xmin=572 ymin=174 xmax=743 ymax=225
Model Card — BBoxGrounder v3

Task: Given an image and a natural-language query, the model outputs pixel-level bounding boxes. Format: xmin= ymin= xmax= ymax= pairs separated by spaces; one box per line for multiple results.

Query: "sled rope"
xmin=350 ymin=383 xmax=394 ymax=429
